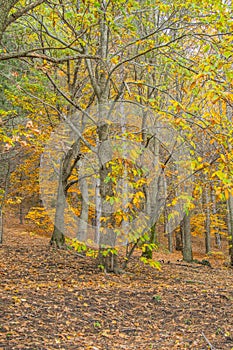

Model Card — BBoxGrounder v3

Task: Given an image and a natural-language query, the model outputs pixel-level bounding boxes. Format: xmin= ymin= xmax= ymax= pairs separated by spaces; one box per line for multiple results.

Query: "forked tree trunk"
xmin=50 ymin=133 xmax=81 ymax=248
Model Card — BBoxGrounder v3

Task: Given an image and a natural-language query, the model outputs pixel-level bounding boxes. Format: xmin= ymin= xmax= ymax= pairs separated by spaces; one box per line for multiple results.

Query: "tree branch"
xmin=6 ymin=0 xmax=45 ymax=27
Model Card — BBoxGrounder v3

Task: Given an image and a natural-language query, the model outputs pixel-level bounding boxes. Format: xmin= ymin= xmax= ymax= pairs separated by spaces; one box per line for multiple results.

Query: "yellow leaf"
xmin=111 ymin=56 xmax=119 ymax=64
xmin=190 ymin=81 xmax=196 ymax=89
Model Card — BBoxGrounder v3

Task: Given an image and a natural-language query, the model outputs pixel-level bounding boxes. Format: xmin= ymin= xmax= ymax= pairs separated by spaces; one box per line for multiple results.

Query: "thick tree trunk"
xmin=50 ymin=133 xmax=81 ymax=248
xmin=181 ymin=213 xmax=193 ymax=262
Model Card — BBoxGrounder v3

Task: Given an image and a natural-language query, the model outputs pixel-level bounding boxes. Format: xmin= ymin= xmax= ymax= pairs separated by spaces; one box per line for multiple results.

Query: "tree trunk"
xmin=227 ymin=194 xmax=233 ymax=266
xmin=19 ymin=202 xmax=23 ymax=224
xmin=50 ymin=133 xmax=81 ymax=248
xmin=226 ymin=99 xmax=233 ymax=264
xmin=77 ymin=177 xmax=89 ymax=242
xmin=50 ymin=167 xmax=65 ymax=248
xmin=175 ymin=229 xmax=183 ymax=251
xmin=164 ymin=204 xmax=173 ymax=253
xmin=181 ymin=212 xmax=193 ymax=262
xmin=0 ymin=208 xmax=3 ymax=244
xmin=211 ymin=186 xmax=221 ymax=248
xmin=203 ymin=182 xmax=211 ymax=253
xmin=0 ymin=161 xmax=10 ymax=245
xmin=142 ymin=223 xmax=157 ymax=259
xmin=98 ymin=248 xmax=120 ymax=273
xmin=141 ymin=124 xmax=160 ymax=259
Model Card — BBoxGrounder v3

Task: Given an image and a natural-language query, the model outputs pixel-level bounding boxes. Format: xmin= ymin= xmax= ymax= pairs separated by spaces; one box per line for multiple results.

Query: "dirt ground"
xmin=0 ymin=223 xmax=233 ymax=350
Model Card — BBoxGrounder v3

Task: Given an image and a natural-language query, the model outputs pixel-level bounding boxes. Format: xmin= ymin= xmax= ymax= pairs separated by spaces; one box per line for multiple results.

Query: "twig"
xmin=121 ymin=328 xmax=143 ymax=333
xmin=201 ymin=332 xmax=216 ymax=350
xmin=185 ymin=280 xmax=205 ymax=285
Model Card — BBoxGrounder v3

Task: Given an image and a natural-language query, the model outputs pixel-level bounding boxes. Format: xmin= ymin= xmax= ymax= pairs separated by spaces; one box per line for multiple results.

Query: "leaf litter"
xmin=0 ymin=224 xmax=233 ymax=349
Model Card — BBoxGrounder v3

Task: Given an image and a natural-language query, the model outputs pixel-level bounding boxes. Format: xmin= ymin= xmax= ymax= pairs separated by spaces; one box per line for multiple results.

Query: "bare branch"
xmin=0 ymin=50 xmax=100 ymax=62
xmin=108 ymin=33 xmax=188 ymax=79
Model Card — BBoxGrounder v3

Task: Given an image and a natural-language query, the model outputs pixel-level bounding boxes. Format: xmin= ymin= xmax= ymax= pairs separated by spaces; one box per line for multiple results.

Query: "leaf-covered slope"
xmin=0 ymin=225 xmax=233 ymax=349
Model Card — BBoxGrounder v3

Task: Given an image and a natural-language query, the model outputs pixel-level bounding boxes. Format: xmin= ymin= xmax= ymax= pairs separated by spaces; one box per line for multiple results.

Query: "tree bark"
xmin=77 ymin=177 xmax=89 ymax=242
xmin=181 ymin=212 xmax=193 ymax=262
xmin=50 ymin=132 xmax=81 ymax=248
xmin=211 ymin=186 xmax=221 ymax=248
xmin=175 ymin=228 xmax=183 ymax=251
xmin=0 ymin=0 xmax=45 ymax=42
xmin=0 ymin=208 xmax=3 ymax=244
xmin=203 ymin=181 xmax=211 ymax=253
xmin=227 ymin=194 xmax=233 ymax=266
xmin=50 ymin=167 xmax=66 ymax=248
xmin=0 ymin=0 xmax=18 ymax=41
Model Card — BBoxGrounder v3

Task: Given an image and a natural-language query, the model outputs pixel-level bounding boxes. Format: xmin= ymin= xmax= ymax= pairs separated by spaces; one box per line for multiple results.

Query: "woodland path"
xmin=0 ymin=223 xmax=233 ymax=349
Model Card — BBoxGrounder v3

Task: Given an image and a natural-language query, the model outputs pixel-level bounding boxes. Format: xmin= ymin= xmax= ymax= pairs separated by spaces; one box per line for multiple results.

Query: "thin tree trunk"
xmin=0 ymin=161 xmax=11 ymax=244
xmin=227 ymin=194 xmax=233 ymax=266
xmin=19 ymin=202 xmax=23 ymax=224
xmin=175 ymin=228 xmax=183 ymax=251
xmin=50 ymin=163 xmax=65 ymax=248
xmin=77 ymin=177 xmax=89 ymax=242
xmin=226 ymin=97 xmax=233 ymax=264
xmin=142 ymin=125 xmax=160 ymax=259
xmin=181 ymin=212 xmax=193 ymax=262
xmin=95 ymin=175 xmax=101 ymax=245
xmin=164 ymin=176 xmax=173 ymax=252
xmin=211 ymin=186 xmax=221 ymax=248
xmin=203 ymin=182 xmax=211 ymax=254
xmin=0 ymin=208 xmax=3 ymax=244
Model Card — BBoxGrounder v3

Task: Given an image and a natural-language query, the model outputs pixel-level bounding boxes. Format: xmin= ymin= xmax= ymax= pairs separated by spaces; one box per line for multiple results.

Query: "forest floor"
xmin=0 ymin=222 xmax=233 ymax=350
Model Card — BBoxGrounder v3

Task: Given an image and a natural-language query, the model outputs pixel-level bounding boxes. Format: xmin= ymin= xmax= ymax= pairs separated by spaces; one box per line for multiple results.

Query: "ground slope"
xmin=0 ymin=224 xmax=233 ymax=349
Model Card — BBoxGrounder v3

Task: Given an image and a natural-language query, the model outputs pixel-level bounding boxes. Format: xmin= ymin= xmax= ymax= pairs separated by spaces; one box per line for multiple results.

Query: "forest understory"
xmin=0 ymin=221 xmax=233 ymax=350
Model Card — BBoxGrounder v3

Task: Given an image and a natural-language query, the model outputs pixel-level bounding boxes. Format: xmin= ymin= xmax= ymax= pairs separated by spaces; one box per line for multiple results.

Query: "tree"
xmin=0 ymin=0 xmax=46 ymax=43
xmin=1 ymin=0 xmax=233 ymax=270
